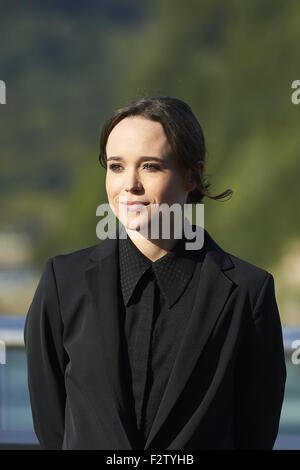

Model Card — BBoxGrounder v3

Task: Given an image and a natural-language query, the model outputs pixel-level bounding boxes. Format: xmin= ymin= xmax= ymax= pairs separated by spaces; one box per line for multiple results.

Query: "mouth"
xmin=118 ymin=202 xmax=150 ymax=216
xmin=122 ymin=204 xmax=149 ymax=213
xmin=120 ymin=202 xmax=150 ymax=206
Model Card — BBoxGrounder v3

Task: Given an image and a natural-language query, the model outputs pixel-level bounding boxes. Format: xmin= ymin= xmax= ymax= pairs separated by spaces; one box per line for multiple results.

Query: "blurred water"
xmin=0 ymin=347 xmax=33 ymax=430
xmin=0 ymin=267 xmax=38 ymax=316
xmin=0 ymin=267 xmax=37 ymax=290
xmin=278 ymin=356 xmax=300 ymax=434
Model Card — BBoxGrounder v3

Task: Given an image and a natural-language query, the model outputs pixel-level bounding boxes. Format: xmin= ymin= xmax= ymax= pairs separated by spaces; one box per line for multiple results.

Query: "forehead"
xmin=106 ymin=116 xmax=172 ymax=156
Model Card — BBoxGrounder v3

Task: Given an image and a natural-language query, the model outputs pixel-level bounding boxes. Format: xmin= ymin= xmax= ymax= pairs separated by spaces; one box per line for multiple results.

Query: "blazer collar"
xmin=85 ymin=224 xmax=235 ymax=449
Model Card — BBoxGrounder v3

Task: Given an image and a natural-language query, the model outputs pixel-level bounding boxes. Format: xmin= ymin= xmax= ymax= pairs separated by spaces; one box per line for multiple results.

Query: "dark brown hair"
xmin=99 ymin=96 xmax=233 ymax=203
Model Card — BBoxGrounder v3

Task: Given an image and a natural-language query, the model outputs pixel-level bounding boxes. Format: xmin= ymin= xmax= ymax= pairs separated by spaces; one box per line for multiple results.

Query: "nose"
xmin=125 ymin=169 xmax=143 ymax=193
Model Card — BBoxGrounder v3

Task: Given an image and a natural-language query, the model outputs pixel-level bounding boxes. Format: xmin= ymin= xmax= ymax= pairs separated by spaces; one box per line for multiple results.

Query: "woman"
xmin=24 ymin=96 xmax=286 ymax=450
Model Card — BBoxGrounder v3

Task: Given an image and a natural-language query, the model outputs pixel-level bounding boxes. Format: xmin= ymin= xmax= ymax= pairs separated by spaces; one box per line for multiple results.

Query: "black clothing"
xmin=24 ymin=225 xmax=286 ymax=449
xmin=118 ymin=231 xmax=203 ymax=447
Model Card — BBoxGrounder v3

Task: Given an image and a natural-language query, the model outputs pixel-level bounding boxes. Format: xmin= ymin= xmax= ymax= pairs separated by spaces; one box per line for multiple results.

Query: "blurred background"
xmin=0 ymin=0 xmax=299 ymax=449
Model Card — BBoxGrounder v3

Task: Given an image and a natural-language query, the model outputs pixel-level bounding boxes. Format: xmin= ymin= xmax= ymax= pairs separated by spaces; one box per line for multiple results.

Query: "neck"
xmin=124 ymin=228 xmax=180 ymax=262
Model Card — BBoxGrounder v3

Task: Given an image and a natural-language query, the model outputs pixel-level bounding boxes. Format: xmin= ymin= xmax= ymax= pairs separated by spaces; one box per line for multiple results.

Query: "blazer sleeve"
xmin=24 ymin=257 xmax=68 ymax=450
xmin=233 ymin=273 xmax=287 ymax=449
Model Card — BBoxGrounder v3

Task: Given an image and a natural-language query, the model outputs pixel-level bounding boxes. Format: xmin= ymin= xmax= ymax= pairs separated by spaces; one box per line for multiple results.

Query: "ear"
xmin=198 ymin=161 xmax=205 ymax=175
xmin=184 ymin=171 xmax=197 ymax=192
xmin=184 ymin=163 xmax=204 ymax=192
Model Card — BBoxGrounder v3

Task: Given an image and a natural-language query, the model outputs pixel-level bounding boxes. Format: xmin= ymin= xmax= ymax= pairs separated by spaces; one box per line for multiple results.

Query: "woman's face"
xmin=105 ymin=116 xmax=195 ymax=233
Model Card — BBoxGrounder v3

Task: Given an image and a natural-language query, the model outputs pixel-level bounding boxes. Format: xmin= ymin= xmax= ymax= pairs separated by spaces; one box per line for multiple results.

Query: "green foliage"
xmin=0 ymin=0 xmax=299 ymax=272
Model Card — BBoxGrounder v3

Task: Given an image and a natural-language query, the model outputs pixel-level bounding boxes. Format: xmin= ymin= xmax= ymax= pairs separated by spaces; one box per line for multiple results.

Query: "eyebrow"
xmin=107 ymin=156 xmax=165 ymax=163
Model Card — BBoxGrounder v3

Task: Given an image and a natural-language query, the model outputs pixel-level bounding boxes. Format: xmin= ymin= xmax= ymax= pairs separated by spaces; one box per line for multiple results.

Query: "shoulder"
xmin=204 ymin=229 xmax=272 ymax=309
xmin=226 ymin=251 xmax=270 ymax=286
xmin=226 ymin=251 xmax=273 ymax=306
xmin=46 ymin=236 xmax=117 ymax=277
xmin=204 ymin=228 xmax=269 ymax=281
xmin=45 ymin=245 xmax=96 ymax=275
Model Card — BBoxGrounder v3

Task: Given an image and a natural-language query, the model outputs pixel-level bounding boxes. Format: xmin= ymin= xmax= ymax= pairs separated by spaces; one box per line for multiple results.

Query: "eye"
xmin=143 ymin=163 xmax=161 ymax=171
xmin=108 ymin=163 xmax=161 ymax=172
xmin=108 ymin=164 xmax=123 ymax=171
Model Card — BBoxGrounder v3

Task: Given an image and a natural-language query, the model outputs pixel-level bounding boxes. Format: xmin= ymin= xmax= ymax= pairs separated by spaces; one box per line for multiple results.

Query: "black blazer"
xmin=24 ymin=227 xmax=286 ymax=450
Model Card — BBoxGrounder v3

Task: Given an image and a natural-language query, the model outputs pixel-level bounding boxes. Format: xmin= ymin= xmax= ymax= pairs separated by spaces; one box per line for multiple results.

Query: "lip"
xmin=120 ymin=201 xmax=149 ymax=205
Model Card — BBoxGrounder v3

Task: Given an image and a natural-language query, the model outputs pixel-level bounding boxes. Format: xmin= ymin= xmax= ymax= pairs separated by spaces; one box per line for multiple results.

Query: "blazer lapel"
xmin=85 ymin=229 xmax=138 ymax=449
xmin=144 ymin=229 xmax=236 ymax=450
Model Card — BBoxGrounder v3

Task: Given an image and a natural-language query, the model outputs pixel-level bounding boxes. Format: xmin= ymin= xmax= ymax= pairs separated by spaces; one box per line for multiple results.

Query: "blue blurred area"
xmin=0 ymin=316 xmax=299 ymax=449
xmin=0 ymin=314 xmax=26 ymax=331
xmin=0 ymin=316 xmax=38 ymax=445
xmin=274 ymin=327 xmax=300 ymax=449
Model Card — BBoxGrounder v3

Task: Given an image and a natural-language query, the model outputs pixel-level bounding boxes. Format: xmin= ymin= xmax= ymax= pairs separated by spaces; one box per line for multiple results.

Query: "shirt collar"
xmin=118 ymin=231 xmax=198 ymax=309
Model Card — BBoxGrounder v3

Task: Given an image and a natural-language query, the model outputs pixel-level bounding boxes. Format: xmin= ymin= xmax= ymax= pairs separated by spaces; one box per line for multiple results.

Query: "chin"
xmin=125 ymin=216 xmax=150 ymax=233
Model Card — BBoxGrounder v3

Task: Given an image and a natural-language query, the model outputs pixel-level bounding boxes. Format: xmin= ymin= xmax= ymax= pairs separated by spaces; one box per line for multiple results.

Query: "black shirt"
xmin=118 ymin=228 xmax=205 ymax=448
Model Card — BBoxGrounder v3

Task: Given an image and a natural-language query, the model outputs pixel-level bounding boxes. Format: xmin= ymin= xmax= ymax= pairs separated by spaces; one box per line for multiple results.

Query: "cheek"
xmin=155 ymin=174 xmax=185 ymax=201
xmin=106 ymin=174 xmax=120 ymax=198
